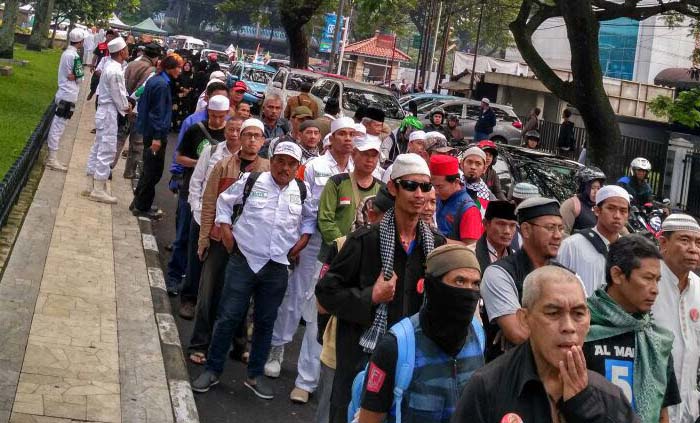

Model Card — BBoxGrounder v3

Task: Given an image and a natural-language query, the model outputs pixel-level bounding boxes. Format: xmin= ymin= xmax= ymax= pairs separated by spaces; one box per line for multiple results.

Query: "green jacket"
xmin=317 ymin=173 xmax=383 ymax=245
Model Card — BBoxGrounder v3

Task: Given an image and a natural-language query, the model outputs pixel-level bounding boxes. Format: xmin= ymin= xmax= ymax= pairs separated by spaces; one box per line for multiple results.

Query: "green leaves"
xmin=649 ymin=88 xmax=700 ymax=128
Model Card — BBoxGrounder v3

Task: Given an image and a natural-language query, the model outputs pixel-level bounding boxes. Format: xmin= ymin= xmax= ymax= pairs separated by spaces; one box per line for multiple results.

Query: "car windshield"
xmin=242 ymin=67 xmax=274 ymax=84
xmin=343 ymin=87 xmax=404 ymax=119
xmin=286 ymin=74 xmax=318 ymax=91
xmin=513 ymin=157 xmax=578 ymax=201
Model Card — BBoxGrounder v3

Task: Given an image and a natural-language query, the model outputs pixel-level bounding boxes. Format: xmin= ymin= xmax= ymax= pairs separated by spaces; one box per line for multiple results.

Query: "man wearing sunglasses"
xmin=430 ymin=154 xmax=482 ymax=245
xmin=480 ymin=196 xmax=564 ymax=362
xmin=316 ymin=153 xmax=446 ymax=423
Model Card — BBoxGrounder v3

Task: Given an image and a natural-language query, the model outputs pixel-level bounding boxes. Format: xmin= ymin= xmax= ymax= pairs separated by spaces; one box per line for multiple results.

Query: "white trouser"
xmin=294 ymin=285 xmax=322 ymax=392
xmin=47 ymin=113 xmax=68 ymax=152
xmin=87 ymin=103 xmax=118 ymax=181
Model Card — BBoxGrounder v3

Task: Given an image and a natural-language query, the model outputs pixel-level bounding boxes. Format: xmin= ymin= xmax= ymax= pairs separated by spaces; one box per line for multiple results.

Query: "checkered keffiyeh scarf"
xmin=465 ymin=179 xmax=491 ymax=201
xmin=359 ymin=207 xmax=435 ymax=353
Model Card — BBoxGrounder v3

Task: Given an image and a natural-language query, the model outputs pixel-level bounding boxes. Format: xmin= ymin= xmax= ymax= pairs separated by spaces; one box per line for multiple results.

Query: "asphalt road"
xmin=148 ymin=133 xmax=318 ymax=422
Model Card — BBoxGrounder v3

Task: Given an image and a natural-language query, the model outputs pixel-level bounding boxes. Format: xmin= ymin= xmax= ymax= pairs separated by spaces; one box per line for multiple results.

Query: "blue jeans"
xmin=206 ymin=253 xmax=288 ymax=378
xmin=473 ymin=131 xmax=490 ymax=142
xmin=180 ymin=218 xmax=202 ymax=303
xmin=166 ymin=195 xmax=191 ymax=289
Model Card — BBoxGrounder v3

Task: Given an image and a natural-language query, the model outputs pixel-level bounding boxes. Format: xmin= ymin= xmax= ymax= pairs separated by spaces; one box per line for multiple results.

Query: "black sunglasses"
xmin=395 ymin=179 xmax=433 ymax=193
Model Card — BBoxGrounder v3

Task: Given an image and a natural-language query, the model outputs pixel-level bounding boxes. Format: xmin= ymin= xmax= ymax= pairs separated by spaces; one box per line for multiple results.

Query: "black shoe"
xmin=165 ymin=243 xmax=173 ymax=252
xmin=90 ymin=128 xmax=96 ymax=134
xmin=192 ymin=371 xmax=219 ymax=393
xmin=244 ymin=377 xmax=274 ymax=400
xmin=167 ymin=287 xmax=179 ymax=297
xmin=179 ymin=301 xmax=195 ymax=320
xmin=131 ymin=207 xmax=164 ymax=220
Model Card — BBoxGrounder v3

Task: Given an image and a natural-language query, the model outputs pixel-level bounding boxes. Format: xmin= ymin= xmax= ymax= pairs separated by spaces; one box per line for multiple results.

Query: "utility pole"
xmin=435 ymin=11 xmax=452 ymax=92
xmin=468 ymin=0 xmax=485 ymax=98
xmin=337 ymin=9 xmax=352 ymax=75
xmin=413 ymin=0 xmax=429 ymax=90
xmin=427 ymin=1 xmax=442 ymax=91
xmin=328 ymin=0 xmax=346 ymax=72
xmin=419 ymin=0 xmax=437 ymax=89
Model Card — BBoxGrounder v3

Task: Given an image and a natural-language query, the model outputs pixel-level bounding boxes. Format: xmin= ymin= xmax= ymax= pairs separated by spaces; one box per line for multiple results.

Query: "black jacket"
xmin=316 ymin=224 xmax=445 ymax=410
xmin=474 ymin=107 xmax=497 ymax=134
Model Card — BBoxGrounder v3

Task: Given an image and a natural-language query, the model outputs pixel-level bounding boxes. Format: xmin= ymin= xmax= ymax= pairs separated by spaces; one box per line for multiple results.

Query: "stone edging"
xmin=137 ymin=216 xmax=200 ymax=423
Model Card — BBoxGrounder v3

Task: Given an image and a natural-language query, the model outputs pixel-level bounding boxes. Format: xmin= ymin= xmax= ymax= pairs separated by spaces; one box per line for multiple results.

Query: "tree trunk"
xmin=284 ymin=26 xmax=309 ymax=68
xmin=279 ymin=0 xmax=323 ymax=69
xmin=0 ymin=0 xmax=20 ymax=58
xmin=50 ymin=17 xmax=58 ymax=48
xmin=27 ymin=0 xmax=55 ymax=51
xmin=561 ymin=0 xmax=619 ymax=169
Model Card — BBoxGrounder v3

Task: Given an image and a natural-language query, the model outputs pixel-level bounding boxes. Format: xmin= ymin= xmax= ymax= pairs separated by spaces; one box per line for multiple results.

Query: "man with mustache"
xmin=480 ymin=197 xmax=564 ymax=362
xmin=584 ymin=235 xmax=680 ymax=423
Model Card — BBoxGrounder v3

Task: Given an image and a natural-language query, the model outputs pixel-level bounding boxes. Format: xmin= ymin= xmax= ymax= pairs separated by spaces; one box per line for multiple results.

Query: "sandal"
xmin=189 ymin=352 xmax=207 ymax=365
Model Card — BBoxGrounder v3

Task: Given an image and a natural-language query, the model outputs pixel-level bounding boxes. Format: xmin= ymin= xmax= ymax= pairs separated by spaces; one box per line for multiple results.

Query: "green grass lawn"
xmin=0 ymin=45 xmax=61 ymax=179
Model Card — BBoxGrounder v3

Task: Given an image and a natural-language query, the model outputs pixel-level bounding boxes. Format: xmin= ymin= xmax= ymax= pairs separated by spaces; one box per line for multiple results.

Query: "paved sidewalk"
xmin=0 ymin=81 xmax=192 ymax=422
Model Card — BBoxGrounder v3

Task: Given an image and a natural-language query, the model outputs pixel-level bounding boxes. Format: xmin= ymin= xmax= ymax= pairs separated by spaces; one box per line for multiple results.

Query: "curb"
xmin=137 ymin=216 xmax=200 ymax=423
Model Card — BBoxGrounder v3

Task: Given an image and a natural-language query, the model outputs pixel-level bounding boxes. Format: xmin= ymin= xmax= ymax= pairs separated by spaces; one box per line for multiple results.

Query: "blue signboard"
xmin=320 ymin=13 xmax=343 ymax=53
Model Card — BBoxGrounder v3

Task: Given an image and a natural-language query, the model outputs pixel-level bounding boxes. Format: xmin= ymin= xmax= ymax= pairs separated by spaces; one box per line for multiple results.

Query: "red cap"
xmin=232 ymin=81 xmax=248 ymax=92
xmin=429 ymin=154 xmax=459 ymax=176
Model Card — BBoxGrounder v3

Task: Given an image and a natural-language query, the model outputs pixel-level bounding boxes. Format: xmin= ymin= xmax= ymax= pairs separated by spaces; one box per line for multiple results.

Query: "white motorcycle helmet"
xmin=630 ymin=157 xmax=651 ymax=174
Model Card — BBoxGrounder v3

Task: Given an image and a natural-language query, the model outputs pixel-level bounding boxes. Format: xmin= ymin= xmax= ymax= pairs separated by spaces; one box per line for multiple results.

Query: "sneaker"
xmin=131 ymin=207 xmax=164 ymax=220
xmin=244 ymin=377 xmax=274 ymax=400
xmin=290 ymin=387 xmax=310 ymax=404
xmin=167 ymin=286 xmax=179 ymax=297
xmin=264 ymin=345 xmax=284 ymax=378
xmin=191 ymin=371 xmax=219 ymax=393
xmin=179 ymin=301 xmax=195 ymax=320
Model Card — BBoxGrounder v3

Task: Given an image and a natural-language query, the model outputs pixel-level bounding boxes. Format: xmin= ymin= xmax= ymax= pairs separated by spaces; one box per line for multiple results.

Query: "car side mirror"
xmin=272 ymin=81 xmax=282 ymax=89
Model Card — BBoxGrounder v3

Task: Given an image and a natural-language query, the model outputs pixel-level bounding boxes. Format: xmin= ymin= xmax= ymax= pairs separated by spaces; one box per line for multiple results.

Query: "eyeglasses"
xmin=395 ymin=179 xmax=433 ymax=193
xmin=241 ymin=132 xmax=263 ymax=140
xmin=528 ymin=222 xmax=565 ymax=234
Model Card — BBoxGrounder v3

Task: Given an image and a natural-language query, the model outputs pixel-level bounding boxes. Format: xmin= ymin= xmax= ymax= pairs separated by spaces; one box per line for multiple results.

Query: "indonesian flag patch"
xmin=339 ymin=196 xmax=352 ymax=206
xmin=366 ymin=362 xmax=386 ymax=393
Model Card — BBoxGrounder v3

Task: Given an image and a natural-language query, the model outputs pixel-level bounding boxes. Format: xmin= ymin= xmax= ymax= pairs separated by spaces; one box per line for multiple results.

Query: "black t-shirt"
xmin=240 ymin=157 xmax=254 ymax=172
xmin=583 ymin=331 xmax=681 ymax=411
xmin=360 ymin=333 xmax=399 ymax=412
xmin=177 ymin=122 xmax=225 ymax=197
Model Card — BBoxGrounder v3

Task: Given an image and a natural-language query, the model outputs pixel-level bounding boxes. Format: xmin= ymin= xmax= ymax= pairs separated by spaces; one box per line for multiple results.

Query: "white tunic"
xmin=96 ymin=59 xmax=129 ymax=115
xmin=215 ymin=172 xmax=315 ymax=273
xmin=556 ymin=227 xmax=611 ymax=296
xmin=188 ymin=142 xmax=235 ymax=225
xmin=652 ymin=262 xmax=700 ymax=423
xmin=55 ymin=45 xmax=82 ymax=103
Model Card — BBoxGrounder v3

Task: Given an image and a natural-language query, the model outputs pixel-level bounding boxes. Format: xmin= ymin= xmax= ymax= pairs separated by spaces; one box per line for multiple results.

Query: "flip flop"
xmin=189 ymin=352 xmax=207 ymax=365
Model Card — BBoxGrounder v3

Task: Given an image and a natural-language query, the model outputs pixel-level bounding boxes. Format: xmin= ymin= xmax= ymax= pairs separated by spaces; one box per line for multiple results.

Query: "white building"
xmin=505 ymin=16 xmax=696 ymax=85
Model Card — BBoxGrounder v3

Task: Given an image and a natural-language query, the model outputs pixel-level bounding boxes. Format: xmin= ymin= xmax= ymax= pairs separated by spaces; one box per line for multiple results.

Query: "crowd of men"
xmin=47 ymin=26 xmax=700 ymax=423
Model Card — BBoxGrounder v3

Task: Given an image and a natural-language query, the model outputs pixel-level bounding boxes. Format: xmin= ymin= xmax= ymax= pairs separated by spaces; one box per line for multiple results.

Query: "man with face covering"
xmin=356 ymin=245 xmax=485 ymax=423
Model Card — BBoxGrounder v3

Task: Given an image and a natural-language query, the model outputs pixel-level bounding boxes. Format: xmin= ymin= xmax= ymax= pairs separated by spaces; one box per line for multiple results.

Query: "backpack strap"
xmin=295 ymin=178 xmax=307 ymax=203
xmin=389 ymin=317 xmax=416 ymax=423
xmin=579 ymin=228 xmax=609 ymax=256
xmin=196 ymin=121 xmax=219 ymax=146
xmin=231 ymin=171 xmax=262 ymax=222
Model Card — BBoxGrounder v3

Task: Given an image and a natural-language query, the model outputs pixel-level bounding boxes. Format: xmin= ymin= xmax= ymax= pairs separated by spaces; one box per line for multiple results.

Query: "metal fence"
xmin=535 ymin=120 xmax=668 ymax=199
xmin=0 ymin=104 xmax=55 ymax=228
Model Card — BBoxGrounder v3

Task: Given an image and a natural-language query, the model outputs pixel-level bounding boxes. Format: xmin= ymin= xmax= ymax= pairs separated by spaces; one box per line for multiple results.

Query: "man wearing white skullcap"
xmin=381 ymin=131 xmax=429 ymax=184
xmin=45 ymin=28 xmax=87 ymax=172
xmin=264 ymin=114 xmax=358 ymax=398
xmin=654 ymin=213 xmax=700 ymax=423
xmin=167 ymin=94 xmax=230 ymax=310
xmin=82 ymin=36 xmax=131 ymax=204
xmin=557 ymin=185 xmax=630 ymax=296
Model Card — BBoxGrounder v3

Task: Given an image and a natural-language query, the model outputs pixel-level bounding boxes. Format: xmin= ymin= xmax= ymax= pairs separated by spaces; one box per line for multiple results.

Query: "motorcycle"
xmin=626 ymin=199 xmax=670 ymax=243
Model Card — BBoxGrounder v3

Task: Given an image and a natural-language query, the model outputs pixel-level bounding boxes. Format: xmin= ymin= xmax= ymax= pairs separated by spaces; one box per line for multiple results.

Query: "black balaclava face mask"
xmin=420 ymin=274 xmax=480 ymax=356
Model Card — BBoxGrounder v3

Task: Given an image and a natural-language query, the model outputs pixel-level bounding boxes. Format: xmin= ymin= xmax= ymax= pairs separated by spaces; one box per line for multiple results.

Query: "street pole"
xmin=428 ymin=1 xmax=442 ymax=91
xmin=413 ymin=0 xmax=429 ymax=90
xmin=468 ymin=0 xmax=485 ymax=98
xmin=337 ymin=11 xmax=352 ymax=75
xmin=419 ymin=0 xmax=437 ymax=88
xmin=434 ymin=10 xmax=451 ymax=92
xmin=386 ymin=33 xmax=397 ymax=85
xmin=328 ymin=0 xmax=346 ymax=73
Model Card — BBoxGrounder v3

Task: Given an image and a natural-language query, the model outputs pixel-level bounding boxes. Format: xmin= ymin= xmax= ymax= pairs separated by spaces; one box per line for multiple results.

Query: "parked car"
xmin=489 ymin=144 xmax=582 ymax=202
xmin=200 ymin=49 xmax=232 ymax=72
xmin=422 ymin=99 xmax=523 ymax=144
xmin=309 ymin=77 xmax=405 ymax=128
xmin=228 ymin=61 xmax=277 ymax=108
xmin=264 ymin=68 xmax=322 ymax=112
xmin=399 ymin=93 xmax=460 ymax=111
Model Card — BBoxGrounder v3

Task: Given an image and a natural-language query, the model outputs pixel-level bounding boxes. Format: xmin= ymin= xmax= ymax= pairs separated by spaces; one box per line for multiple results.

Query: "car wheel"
xmin=490 ymin=136 xmax=507 ymax=144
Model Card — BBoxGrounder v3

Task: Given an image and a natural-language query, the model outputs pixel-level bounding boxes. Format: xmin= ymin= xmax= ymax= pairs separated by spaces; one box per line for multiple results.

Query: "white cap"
xmin=210 ymin=71 xmax=226 ymax=81
xmin=409 ymin=130 xmax=426 ymax=143
xmin=462 ymin=146 xmax=486 ymax=162
xmin=390 ymin=153 xmax=431 ymax=180
xmin=595 ymin=185 xmax=630 ymax=206
xmin=425 ymin=131 xmax=447 ymax=141
xmin=69 ymin=28 xmax=85 ymax=43
xmin=108 ymin=37 xmax=127 ymax=53
xmin=273 ymin=141 xmax=302 ymax=162
xmin=331 ymin=117 xmax=355 ymax=134
xmin=481 ymin=97 xmax=490 ymax=105
xmin=662 ymin=213 xmax=700 ymax=233
xmin=206 ymin=78 xmax=225 ymax=88
xmin=354 ymin=135 xmax=382 ymax=153
xmin=353 ymin=123 xmax=367 ymax=135
xmin=322 ymin=133 xmax=332 ymax=149
xmin=240 ymin=118 xmax=265 ymax=134
xmin=207 ymin=95 xmax=230 ymax=112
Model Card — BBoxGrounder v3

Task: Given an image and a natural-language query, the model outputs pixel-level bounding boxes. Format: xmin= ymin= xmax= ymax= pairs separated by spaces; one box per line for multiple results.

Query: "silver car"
xmin=309 ymin=78 xmax=405 ymax=128
xmin=264 ymin=68 xmax=321 ymax=113
xmin=422 ymin=99 xmax=523 ymax=145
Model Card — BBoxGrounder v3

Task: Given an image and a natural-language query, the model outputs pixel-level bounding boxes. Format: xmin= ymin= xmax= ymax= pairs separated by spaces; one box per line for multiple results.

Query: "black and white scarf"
xmin=359 ymin=207 xmax=435 ymax=353
xmin=465 ymin=179 xmax=491 ymax=201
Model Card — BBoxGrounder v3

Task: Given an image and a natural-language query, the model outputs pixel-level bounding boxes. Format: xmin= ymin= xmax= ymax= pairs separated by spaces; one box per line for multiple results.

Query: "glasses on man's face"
xmin=528 ymin=222 xmax=565 ymax=234
xmin=395 ymin=179 xmax=433 ymax=193
xmin=241 ymin=132 xmax=263 ymax=140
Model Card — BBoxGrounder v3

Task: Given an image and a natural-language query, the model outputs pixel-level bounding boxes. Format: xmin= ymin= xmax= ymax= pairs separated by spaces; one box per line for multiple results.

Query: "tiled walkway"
xmin=0 ymin=79 xmax=177 ymax=422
